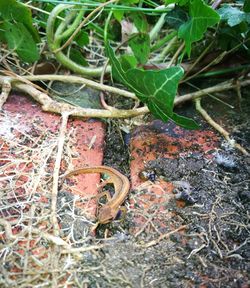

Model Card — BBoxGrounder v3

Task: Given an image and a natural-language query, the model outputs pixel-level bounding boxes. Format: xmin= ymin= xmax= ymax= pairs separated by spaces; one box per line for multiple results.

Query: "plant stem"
xmin=149 ymin=12 xmax=167 ymax=42
xmin=46 ymin=4 xmax=72 ymax=51
xmin=167 ymin=41 xmax=185 ymax=67
xmin=192 ymin=64 xmax=250 ymax=79
xmin=57 ymin=0 xmax=117 ymax=52
xmin=152 ymin=36 xmax=177 ymax=63
xmin=57 ymin=8 xmax=84 ymax=41
xmin=46 ymin=4 xmax=110 ymax=77
xmin=151 ymin=30 xmax=177 ymax=52
xmin=184 ymin=41 xmax=214 ymax=78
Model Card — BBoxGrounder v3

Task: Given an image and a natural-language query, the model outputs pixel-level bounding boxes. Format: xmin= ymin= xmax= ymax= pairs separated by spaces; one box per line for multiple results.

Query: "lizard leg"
xmin=114 ymin=206 xmax=127 ymax=221
xmin=97 ymin=190 xmax=112 ymax=204
xmin=97 ymin=179 xmax=116 ymax=200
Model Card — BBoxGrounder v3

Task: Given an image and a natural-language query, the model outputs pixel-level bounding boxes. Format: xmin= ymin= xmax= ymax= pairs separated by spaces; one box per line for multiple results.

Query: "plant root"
xmin=137 ymin=224 xmax=187 ymax=248
xmin=0 ymin=77 xmax=11 ymax=109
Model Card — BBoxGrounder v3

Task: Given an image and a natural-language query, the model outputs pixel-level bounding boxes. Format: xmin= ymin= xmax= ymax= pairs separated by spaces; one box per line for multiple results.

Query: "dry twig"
xmin=195 ymin=98 xmax=249 ymax=155
xmin=137 ymin=225 xmax=187 ymax=248
xmin=51 ymin=112 xmax=70 ymax=237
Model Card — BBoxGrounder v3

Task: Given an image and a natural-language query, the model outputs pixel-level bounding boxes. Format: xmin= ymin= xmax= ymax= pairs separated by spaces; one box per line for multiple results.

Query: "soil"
xmin=80 ymin=91 xmax=249 ymax=288
xmin=88 ymin=150 xmax=249 ymax=287
xmin=55 ymin=154 xmax=249 ymax=287
xmin=103 ymin=120 xmax=130 ymax=176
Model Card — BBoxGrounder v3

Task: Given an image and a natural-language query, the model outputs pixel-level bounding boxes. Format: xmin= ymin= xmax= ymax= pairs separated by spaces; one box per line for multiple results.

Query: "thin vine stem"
xmin=46 ymin=4 xmax=110 ymax=77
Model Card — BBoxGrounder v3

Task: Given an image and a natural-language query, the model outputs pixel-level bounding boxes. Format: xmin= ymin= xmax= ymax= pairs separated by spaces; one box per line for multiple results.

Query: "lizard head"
xmin=97 ymin=206 xmax=118 ymax=224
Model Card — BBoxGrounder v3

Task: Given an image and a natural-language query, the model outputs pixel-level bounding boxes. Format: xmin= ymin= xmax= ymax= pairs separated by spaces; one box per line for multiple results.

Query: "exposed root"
xmin=1 ymin=74 xmax=250 ymax=121
xmin=0 ymin=78 xmax=11 ymax=109
xmin=13 ymin=81 xmax=149 ymax=119
xmin=137 ymin=225 xmax=187 ymax=248
xmin=0 ymin=219 xmax=69 ymax=247
xmin=175 ymin=79 xmax=250 ymax=105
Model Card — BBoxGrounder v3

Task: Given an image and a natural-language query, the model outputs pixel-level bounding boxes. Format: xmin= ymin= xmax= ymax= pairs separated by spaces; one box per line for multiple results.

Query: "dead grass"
xmin=0 ymin=111 xmax=107 ymax=287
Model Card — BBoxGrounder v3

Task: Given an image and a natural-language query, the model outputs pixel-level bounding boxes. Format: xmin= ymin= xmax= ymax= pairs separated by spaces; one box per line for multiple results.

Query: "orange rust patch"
xmin=129 ymin=120 xmax=218 ymax=233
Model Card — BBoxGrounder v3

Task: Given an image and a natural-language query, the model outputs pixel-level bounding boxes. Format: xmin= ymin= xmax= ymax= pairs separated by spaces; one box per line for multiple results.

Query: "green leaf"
xmin=119 ymin=54 xmax=138 ymax=71
xmin=113 ymin=10 xmax=124 ymax=22
xmin=218 ymin=25 xmax=245 ymax=50
xmin=106 ymin=43 xmax=199 ymax=129
xmin=131 ymin=12 xmax=149 ymax=33
xmin=0 ymin=0 xmax=40 ymax=43
xmin=3 ymin=21 xmax=39 ymax=62
xmin=165 ymin=0 xmax=189 ymax=6
xmin=178 ymin=0 xmax=220 ymax=56
xmin=69 ymin=48 xmax=88 ymax=66
xmin=218 ymin=5 xmax=250 ymax=27
xmin=75 ymin=31 xmax=89 ymax=46
xmin=128 ymin=33 xmax=150 ymax=64
xmin=244 ymin=0 xmax=250 ymax=13
xmin=165 ymin=6 xmax=189 ymax=30
xmin=171 ymin=113 xmax=199 ymax=129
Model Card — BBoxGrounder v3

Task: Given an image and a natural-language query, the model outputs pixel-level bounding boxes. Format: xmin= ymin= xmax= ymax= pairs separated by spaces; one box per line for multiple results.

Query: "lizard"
xmin=62 ymin=166 xmax=130 ymax=224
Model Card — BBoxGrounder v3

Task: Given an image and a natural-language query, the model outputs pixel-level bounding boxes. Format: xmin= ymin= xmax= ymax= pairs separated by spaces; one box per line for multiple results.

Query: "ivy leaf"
xmin=165 ymin=6 xmax=189 ymax=30
xmin=165 ymin=0 xmax=189 ymax=6
xmin=0 ymin=0 xmax=40 ymax=63
xmin=3 ymin=22 xmax=39 ymax=62
xmin=218 ymin=5 xmax=250 ymax=27
xmin=75 ymin=31 xmax=89 ymax=46
xmin=178 ymin=0 xmax=220 ymax=56
xmin=106 ymin=43 xmax=199 ymax=129
xmin=128 ymin=33 xmax=150 ymax=64
xmin=131 ymin=12 xmax=149 ymax=33
xmin=113 ymin=10 xmax=124 ymax=22
xmin=218 ymin=25 xmax=246 ymax=50
xmin=244 ymin=0 xmax=250 ymax=13
xmin=119 ymin=54 xmax=138 ymax=71
xmin=0 ymin=0 xmax=40 ymax=42
xmin=69 ymin=48 xmax=88 ymax=67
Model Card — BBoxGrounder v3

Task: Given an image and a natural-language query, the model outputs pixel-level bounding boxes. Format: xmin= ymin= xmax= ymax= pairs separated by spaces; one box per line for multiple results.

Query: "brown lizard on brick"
xmin=63 ymin=166 xmax=130 ymax=224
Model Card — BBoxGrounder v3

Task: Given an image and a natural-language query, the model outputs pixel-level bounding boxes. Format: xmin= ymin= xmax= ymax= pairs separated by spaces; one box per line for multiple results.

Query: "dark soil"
xmin=141 ymin=152 xmax=249 ymax=287
xmin=85 ymin=149 xmax=249 ymax=287
xmin=86 ymin=91 xmax=250 ymax=288
xmin=102 ymin=120 xmax=130 ymax=177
